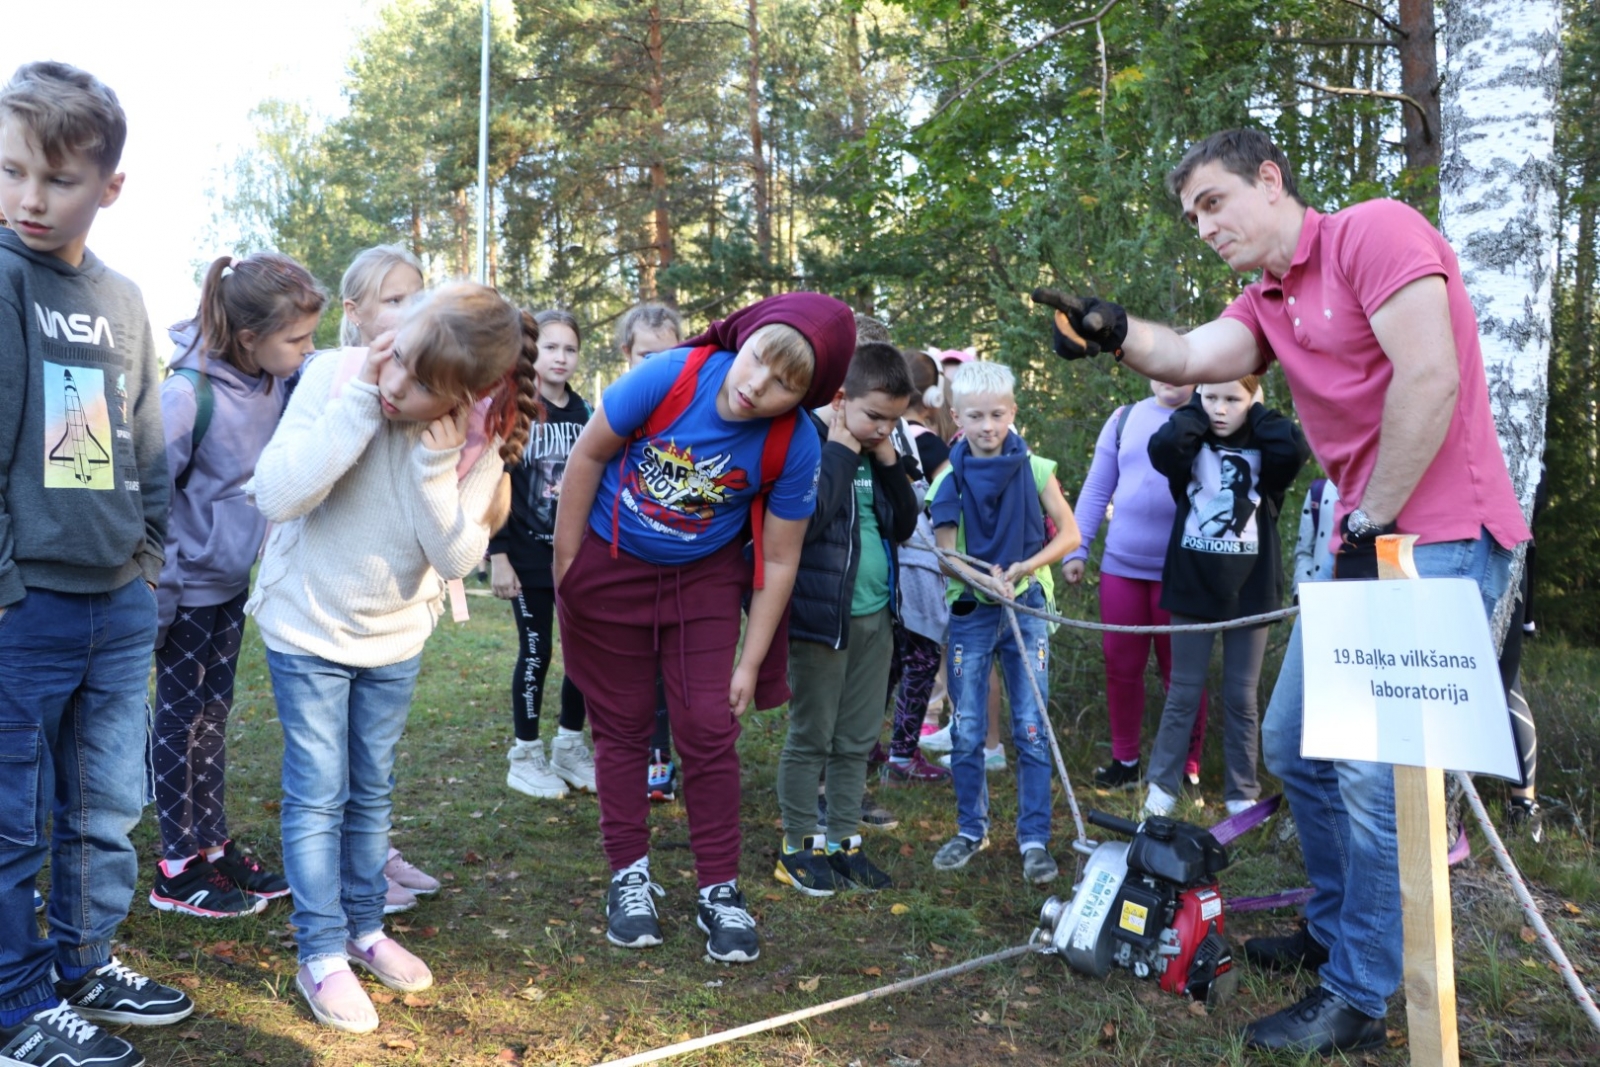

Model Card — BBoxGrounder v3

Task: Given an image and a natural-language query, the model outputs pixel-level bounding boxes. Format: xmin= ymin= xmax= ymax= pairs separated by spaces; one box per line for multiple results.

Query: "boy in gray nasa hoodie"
xmin=0 ymin=61 xmax=193 ymax=1067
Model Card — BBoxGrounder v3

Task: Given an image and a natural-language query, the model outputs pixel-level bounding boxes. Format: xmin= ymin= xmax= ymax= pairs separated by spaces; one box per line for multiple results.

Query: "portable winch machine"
xmin=1035 ymin=810 xmax=1238 ymax=1005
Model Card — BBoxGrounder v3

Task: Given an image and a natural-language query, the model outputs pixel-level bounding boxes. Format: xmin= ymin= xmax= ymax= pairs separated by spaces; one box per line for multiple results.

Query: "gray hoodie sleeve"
xmin=0 ymin=293 xmax=24 ymax=605
xmin=130 ymin=316 xmax=170 ymax=585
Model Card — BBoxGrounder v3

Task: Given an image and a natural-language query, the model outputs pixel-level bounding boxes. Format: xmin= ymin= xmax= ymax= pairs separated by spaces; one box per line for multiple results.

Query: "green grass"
xmin=54 ymin=577 xmax=1600 ymax=1064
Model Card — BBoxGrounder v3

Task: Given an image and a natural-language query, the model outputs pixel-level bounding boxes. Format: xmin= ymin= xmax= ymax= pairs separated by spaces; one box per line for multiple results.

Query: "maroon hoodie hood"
xmin=686 ymin=292 xmax=856 ymax=410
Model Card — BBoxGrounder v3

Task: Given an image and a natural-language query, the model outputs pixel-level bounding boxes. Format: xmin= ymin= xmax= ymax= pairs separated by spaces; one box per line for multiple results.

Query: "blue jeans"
xmin=267 ymin=648 xmax=420 ymax=964
xmin=0 ymin=580 xmax=157 ymax=1015
xmin=946 ymin=583 xmax=1053 ymax=850
xmin=1262 ymin=529 xmax=1513 ymax=1019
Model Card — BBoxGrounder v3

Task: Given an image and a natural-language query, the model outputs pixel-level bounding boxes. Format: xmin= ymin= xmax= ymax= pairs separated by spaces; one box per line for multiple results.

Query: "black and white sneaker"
xmin=55 ymin=958 xmax=195 ymax=1027
xmin=149 ymin=857 xmax=265 ymax=918
xmin=212 ymin=841 xmax=291 ymax=900
xmin=773 ymin=836 xmax=837 ymax=897
xmin=605 ymin=869 xmax=665 ymax=949
xmin=696 ymin=883 xmax=759 ymax=963
xmin=0 ymin=1002 xmax=142 ymax=1067
xmin=825 ymin=835 xmax=893 ymax=890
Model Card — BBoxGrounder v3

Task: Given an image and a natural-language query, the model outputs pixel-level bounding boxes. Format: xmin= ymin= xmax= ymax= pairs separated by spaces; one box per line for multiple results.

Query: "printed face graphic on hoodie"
xmin=1182 ymin=444 xmax=1261 ymax=554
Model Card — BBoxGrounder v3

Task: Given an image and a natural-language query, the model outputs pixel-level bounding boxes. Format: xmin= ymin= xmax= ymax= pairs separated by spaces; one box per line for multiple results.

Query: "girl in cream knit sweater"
xmin=247 ymin=282 xmax=540 ymax=1033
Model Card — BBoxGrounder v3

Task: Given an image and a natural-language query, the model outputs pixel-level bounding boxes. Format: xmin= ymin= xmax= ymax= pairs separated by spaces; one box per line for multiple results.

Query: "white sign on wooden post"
xmin=1298 ymin=577 xmax=1518 ymax=778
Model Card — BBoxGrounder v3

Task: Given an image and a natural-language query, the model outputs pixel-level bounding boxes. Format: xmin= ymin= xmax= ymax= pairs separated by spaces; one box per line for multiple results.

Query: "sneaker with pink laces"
xmin=881 ymin=752 xmax=952 ymax=786
xmin=384 ymin=848 xmax=440 ymax=895
xmin=296 ymin=961 xmax=378 ymax=1033
xmin=346 ymin=937 xmax=433 ymax=993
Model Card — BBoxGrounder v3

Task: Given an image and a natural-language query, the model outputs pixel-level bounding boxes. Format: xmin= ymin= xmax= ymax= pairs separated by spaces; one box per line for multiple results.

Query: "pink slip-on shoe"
xmin=346 ymin=937 xmax=433 ymax=993
xmin=296 ymin=963 xmax=378 ymax=1033
xmin=384 ymin=848 xmax=440 ymax=895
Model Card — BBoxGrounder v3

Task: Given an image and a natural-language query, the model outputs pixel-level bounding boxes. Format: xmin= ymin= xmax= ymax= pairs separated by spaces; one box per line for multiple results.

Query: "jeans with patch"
xmin=267 ymin=648 xmax=421 ymax=964
xmin=946 ymin=583 xmax=1053 ymax=851
xmin=1261 ymin=528 xmax=1513 ymax=1019
xmin=0 ymin=580 xmax=157 ymax=1015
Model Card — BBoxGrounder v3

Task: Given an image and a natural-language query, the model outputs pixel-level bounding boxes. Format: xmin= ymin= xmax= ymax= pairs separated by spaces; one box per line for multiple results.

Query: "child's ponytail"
xmin=480 ymin=311 xmax=543 ymax=533
xmin=193 ymin=252 xmax=328 ymax=378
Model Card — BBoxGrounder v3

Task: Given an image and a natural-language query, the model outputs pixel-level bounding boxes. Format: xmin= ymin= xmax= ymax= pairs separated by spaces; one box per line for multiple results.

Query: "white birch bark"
xmin=1439 ymin=0 xmax=1562 ymax=638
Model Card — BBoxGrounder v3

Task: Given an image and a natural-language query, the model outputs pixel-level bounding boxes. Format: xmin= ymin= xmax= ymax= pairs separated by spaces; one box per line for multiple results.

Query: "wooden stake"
xmin=1379 ymin=534 xmax=1460 ymax=1066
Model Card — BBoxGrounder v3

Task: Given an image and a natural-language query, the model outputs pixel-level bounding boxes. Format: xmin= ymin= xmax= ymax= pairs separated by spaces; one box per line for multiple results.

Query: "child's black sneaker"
xmin=824 ymin=835 xmax=892 ymax=890
xmin=56 ymin=958 xmax=195 ymax=1027
xmin=696 ymin=883 xmax=759 ymax=963
xmin=212 ymin=841 xmax=291 ymax=900
xmin=148 ymin=857 xmax=265 ymax=918
xmin=605 ymin=868 xmax=665 ymax=949
xmin=859 ymin=794 xmax=899 ymax=831
xmin=1093 ymin=759 xmax=1142 ymax=791
xmin=773 ymin=836 xmax=837 ymax=897
xmin=0 ymin=1002 xmax=142 ymax=1067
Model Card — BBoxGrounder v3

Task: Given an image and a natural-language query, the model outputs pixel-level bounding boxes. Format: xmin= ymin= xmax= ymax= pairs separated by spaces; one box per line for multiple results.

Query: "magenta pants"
xmin=1100 ymin=572 xmax=1207 ymax=774
xmin=557 ymin=529 xmax=746 ymax=886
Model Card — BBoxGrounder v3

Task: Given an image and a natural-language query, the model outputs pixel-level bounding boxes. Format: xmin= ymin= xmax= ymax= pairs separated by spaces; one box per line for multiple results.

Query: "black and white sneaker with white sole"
xmin=0 ymin=1002 xmax=143 ymax=1067
xmin=606 ymin=869 xmax=665 ymax=949
xmin=696 ymin=883 xmax=759 ymax=963
xmin=55 ymin=958 xmax=194 ymax=1027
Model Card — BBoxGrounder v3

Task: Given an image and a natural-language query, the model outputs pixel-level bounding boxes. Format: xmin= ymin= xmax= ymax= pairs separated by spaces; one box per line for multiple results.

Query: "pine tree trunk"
xmin=647 ymin=3 xmax=675 ymax=305
xmin=748 ymin=0 xmax=771 ymax=293
xmin=1439 ymin=0 xmax=1562 ymax=636
xmin=1397 ymin=0 xmax=1442 ymax=209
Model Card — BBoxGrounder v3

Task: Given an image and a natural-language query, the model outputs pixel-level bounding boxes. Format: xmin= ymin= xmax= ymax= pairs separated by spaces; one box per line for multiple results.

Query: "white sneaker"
xmin=919 ymin=723 xmax=954 ymax=754
xmin=549 ymin=732 xmax=597 ymax=793
xmin=938 ymin=745 xmax=1006 ymax=772
xmin=507 ymin=741 xmax=568 ymax=799
xmin=1225 ymin=799 xmax=1258 ymax=817
xmin=1142 ymin=783 xmax=1177 ymax=818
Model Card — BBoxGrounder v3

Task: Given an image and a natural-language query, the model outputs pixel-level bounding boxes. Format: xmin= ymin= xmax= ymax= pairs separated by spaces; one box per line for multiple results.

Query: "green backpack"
xmin=167 ymin=367 xmax=214 ymax=490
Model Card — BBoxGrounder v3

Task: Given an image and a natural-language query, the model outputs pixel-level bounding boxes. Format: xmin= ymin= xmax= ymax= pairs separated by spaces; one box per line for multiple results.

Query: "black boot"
xmin=1243 ymin=987 xmax=1386 ymax=1054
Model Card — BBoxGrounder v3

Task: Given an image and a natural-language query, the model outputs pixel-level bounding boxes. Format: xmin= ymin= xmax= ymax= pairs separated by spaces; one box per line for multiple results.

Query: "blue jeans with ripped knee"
xmin=946 ymin=583 xmax=1053 ymax=851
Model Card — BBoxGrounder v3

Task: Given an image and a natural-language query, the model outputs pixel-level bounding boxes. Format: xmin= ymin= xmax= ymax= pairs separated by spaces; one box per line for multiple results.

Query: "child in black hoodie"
xmin=1144 ymin=374 xmax=1308 ymax=818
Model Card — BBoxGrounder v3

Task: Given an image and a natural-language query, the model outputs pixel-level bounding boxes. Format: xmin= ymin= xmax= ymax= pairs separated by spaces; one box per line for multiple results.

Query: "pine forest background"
xmin=218 ymin=0 xmax=1600 ymax=638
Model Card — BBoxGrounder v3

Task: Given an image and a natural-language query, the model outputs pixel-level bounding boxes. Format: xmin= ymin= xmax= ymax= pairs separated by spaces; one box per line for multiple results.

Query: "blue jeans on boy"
xmin=1261 ymin=529 xmax=1513 ymax=1019
xmin=0 ymin=580 xmax=157 ymax=1016
xmin=947 ymin=583 xmax=1053 ymax=851
xmin=267 ymin=648 xmax=420 ymax=965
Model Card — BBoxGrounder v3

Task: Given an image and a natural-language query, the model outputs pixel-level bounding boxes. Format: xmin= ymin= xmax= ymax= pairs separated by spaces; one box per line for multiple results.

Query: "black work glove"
xmin=1031 ymin=288 xmax=1129 ymax=360
xmin=1333 ymin=512 xmax=1397 ymax=581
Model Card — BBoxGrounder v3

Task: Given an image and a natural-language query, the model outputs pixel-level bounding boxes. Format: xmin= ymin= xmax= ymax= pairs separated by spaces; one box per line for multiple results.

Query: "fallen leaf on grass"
xmin=890 ymin=903 xmax=910 ymax=916
xmin=974 ymin=1010 xmax=993 ymax=1024
xmin=869 ymin=1021 xmax=890 ymax=1032
xmin=176 ymin=1030 xmax=202 ymax=1040
xmin=417 ymin=926 xmax=440 ymax=938
xmin=928 ymin=942 xmax=949 ymax=955
xmin=383 ymin=1038 xmax=417 ymax=1050
xmin=798 ymin=976 xmax=820 ymax=992
xmin=495 ymin=1051 xmax=518 ymax=1063
xmin=463 ymin=850 xmax=483 ymax=864
xmin=1520 ymin=926 xmax=1538 ymax=943
xmin=1018 ymin=965 xmax=1036 ymax=978
xmin=1100 ymin=1021 xmax=1117 ymax=1043
xmin=516 ymin=986 xmax=546 ymax=1002
xmin=859 ymin=966 xmax=882 ymax=977
xmin=174 ymin=975 xmax=200 ymax=989
xmin=1023 ymin=985 xmax=1042 ymax=995
xmin=546 ymin=917 xmax=565 ymax=926
xmin=1565 ymin=901 xmax=1583 ymax=915
xmin=402 ymin=993 xmax=430 ymax=1008
xmin=1010 ymin=1000 xmax=1030 ymax=1010
xmin=1186 ymin=1000 xmax=1207 ymax=1017
xmin=899 ymin=844 xmax=915 ymax=858
xmin=243 ymin=1053 xmax=267 ymax=1065
xmin=370 ymin=991 xmax=396 ymax=1004
xmin=763 ymin=893 xmax=783 ymax=902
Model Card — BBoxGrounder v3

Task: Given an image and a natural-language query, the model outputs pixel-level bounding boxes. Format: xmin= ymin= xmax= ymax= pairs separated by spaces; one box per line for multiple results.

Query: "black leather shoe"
xmin=1243 ymin=920 xmax=1330 ymax=972
xmin=1243 ymin=987 xmax=1386 ymax=1054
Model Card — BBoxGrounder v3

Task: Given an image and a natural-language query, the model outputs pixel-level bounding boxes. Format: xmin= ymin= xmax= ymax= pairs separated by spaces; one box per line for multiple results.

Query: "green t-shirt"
xmin=851 ymin=455 xmax=891 ymax=615
xmin=925 ymin=453 xmax=1058 ymax=606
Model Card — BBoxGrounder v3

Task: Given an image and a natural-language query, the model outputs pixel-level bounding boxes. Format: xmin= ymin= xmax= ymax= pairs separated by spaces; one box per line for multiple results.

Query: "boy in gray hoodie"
xmin=0 ymin=61 xmax=194 ymax=1067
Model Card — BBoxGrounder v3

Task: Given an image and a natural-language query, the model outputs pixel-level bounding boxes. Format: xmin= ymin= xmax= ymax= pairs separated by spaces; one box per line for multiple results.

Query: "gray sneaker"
xmin=932 ymin=834 xmax=989 ymax=871
xmin=1022 ymin=847 xmax=1058 ymax=885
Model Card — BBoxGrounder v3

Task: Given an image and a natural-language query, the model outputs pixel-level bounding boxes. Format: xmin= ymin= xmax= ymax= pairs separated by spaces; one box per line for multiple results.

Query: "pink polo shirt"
xmin=1220 ymin=200 xmax=1529 ymax=549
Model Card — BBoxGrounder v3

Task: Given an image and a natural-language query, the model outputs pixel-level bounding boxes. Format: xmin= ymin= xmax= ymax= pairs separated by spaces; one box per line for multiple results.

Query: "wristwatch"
xmin=1346 ymin=507 xmax=1388 ymax=539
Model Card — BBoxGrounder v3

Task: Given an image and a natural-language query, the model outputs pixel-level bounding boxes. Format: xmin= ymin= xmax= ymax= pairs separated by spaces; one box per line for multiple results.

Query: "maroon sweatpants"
xmin=557 ymin=529 xmax=747 ymax=886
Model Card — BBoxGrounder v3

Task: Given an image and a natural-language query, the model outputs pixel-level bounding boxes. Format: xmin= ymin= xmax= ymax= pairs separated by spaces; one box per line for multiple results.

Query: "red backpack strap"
xmin=748 ymin=409 xmax=799 ymax=590
xmin=609 ymin=345 xmax=720 ymax=556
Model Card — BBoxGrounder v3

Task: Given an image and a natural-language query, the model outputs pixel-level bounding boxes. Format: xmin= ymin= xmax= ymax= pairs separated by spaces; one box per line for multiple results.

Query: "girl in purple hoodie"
xmin=149 ymin=253 xmax=326 ymax=918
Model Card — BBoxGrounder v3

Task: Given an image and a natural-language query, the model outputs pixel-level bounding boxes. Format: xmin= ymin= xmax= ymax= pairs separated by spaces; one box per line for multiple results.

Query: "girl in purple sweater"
xmin=1063 ymin=381 xmax=1208 ymax=791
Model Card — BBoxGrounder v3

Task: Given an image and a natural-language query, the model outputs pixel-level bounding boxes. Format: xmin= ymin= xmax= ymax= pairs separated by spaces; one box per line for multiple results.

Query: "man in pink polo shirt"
xmin=1037 ymin=128 xmax=1529 ymax=1055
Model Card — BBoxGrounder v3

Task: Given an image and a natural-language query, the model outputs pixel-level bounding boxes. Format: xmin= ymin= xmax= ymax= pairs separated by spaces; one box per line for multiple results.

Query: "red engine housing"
xmin=1158 ymin=883 xmax=1232 ymax=999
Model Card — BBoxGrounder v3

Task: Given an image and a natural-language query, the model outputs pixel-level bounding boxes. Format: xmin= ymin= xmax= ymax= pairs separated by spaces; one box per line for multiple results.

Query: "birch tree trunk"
xmin=1438 ymin=0 xmax=1562 ymax=639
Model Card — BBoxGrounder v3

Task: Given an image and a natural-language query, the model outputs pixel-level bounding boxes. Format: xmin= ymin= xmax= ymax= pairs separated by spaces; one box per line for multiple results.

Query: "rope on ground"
xmin=913 ymin=539 xmax=1299 ymax=635
xmin=591 ymin=940 xmax=1043 ymax=1067
xmin=1454 ymin=771 xmax=1600 ymax=1034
